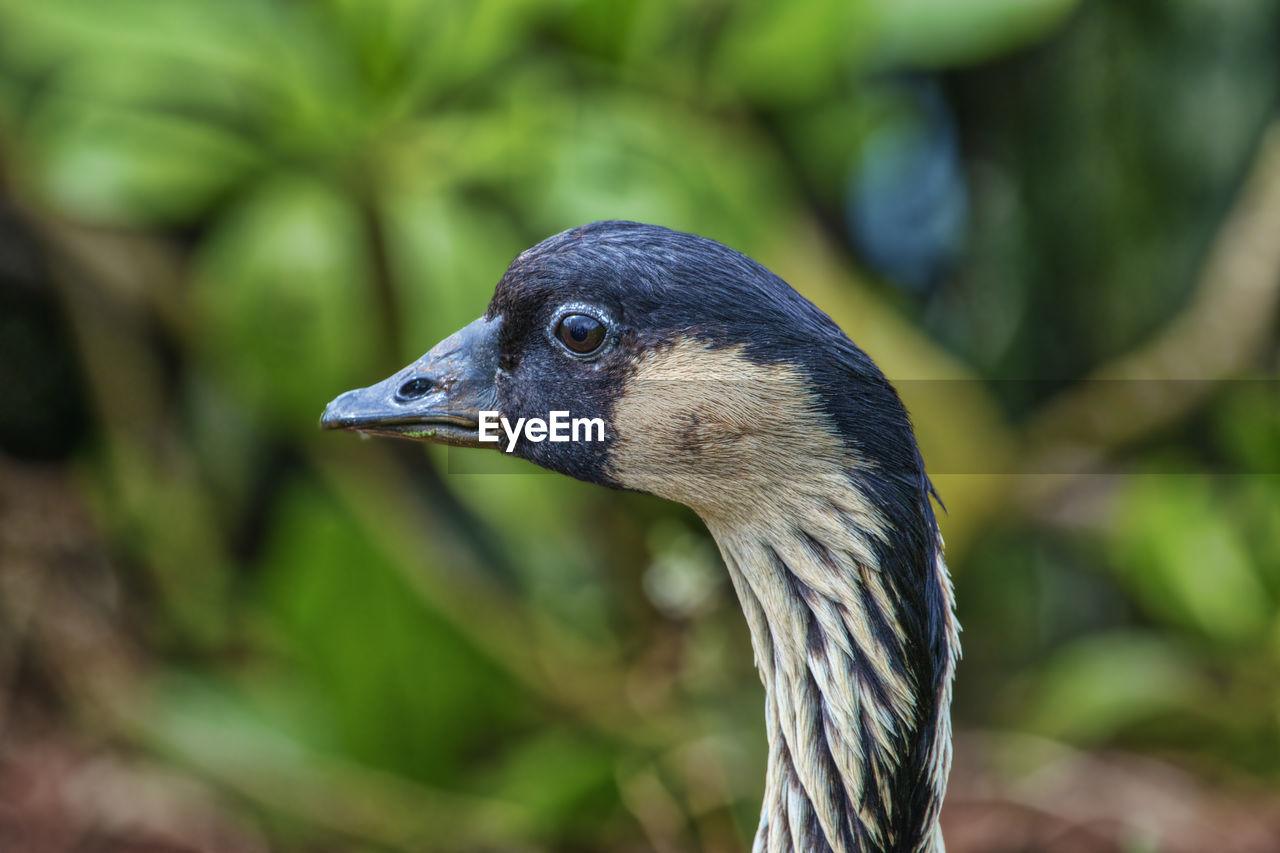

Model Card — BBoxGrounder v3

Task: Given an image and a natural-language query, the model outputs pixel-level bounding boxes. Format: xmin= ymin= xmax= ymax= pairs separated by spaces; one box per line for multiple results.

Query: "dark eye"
xmin=555 ymin=313 xmax=606 ymax=355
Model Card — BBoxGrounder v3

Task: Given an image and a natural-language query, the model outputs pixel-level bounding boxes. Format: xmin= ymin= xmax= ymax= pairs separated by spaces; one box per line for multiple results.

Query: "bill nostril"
xmin=396 ymin=377 xmax=435 ymax=401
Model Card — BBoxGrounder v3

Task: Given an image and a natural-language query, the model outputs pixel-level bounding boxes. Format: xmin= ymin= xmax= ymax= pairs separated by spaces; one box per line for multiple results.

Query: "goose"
xmin=321 ymin=221 xmax=959 ymax=853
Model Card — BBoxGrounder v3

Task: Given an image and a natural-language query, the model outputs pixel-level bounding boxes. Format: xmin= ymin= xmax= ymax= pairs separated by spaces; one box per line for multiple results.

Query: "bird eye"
xmin=555 ymin=313 xmax=606 ymax=356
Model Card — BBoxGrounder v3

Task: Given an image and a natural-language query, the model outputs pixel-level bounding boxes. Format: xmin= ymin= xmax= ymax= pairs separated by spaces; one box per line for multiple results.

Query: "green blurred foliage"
xmin=195 ymin=176 xmax=379 ymax=427
xmin=1 ymin=0 xmax=1279 ymax=849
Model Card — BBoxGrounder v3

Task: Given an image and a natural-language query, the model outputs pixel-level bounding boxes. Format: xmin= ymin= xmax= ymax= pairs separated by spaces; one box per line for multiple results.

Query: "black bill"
xmin=320 ymin=315 xmax=501 ymax=447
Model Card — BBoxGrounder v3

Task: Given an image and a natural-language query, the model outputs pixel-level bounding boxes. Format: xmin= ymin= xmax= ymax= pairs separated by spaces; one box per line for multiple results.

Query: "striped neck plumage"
xmin=703 ymin=475 xmax=956 ymax=853
xmin=600 ymin=338 xmax=958 ymax=851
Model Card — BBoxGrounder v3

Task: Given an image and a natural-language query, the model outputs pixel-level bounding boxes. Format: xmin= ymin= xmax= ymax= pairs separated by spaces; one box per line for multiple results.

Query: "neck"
xmin=704 ymin=472 xmax=957 ymax=853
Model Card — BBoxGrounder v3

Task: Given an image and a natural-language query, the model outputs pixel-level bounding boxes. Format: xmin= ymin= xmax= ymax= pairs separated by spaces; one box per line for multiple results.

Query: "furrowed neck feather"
xmin=605 ymin=338 xmax=958 ymax=852
xmin=704 ymin=469 xmax=956 ymax=853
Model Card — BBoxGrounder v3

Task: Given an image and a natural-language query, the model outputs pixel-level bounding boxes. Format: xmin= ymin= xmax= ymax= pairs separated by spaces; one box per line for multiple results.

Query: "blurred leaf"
xmin=381 ymin=190 xmax=524 ymax=357
xmin=485 ymin=728 xmax=622 ymax=833
xmin=1022 ymin=631 xmax=1202 ymax=741
xmin=714 ymin=0 xmax=869 ymax=104
xmin=33 ymin=50 xmax=254 ymax=115
xmin=321 ymin=0 xmax=550 ymax=108
xmin=0 ymin=0 xmax=394 ymax=167
xmin=866 ymin=0 xmax=1082 ymax=68
xmin=1113 ymin=476 xmax=1273 ymax=644
xmin=23 ymin=102 xmax=259 ymax=224
xmin=255 ymin=477 xmax=532 ymax=782
xmin=193 ymin=175 xmax=378 ymax=429
xmin=784 ymin=99 xmax=880 ymax=204
xmin=0 ymin=0 xmax=290 ymax=87
xmin=446 ymin=465 xmax=635 ymax=642
xmin=85 ymin=443 xmax=234 ymax=644
xmin=0 ymin=73 xmax=19 ymax=133
xmin=523 ymin=96 xmax=788 ymax=248
xmin=148 ymin=674 xmax=538 ymax=850
xmin=1213 ymin=378 xmax=1280 ymax=476
xmin=556 ymin=0 xmax=649 ymax=63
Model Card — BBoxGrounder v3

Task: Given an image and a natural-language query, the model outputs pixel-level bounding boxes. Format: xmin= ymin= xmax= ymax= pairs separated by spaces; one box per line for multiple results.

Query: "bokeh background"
xmin=2 ymin=1 xmax=1279 ymax=850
